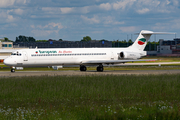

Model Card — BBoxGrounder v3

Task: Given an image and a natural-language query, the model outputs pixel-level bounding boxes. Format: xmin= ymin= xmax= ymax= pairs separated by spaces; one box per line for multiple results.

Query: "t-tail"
xmin=117 ymin=30 xmax=176 ymax=59
xmin=129 ymin=30 xmax=175 ymax=51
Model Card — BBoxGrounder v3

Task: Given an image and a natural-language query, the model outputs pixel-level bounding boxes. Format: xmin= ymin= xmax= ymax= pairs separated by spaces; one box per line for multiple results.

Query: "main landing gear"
xmin=80 ymin=65 xmax=87 ymax=71
xmin=80 ymin=65 xmax=104 ymax=72
xmin=97 ymin=65 xmax=104 ymax=72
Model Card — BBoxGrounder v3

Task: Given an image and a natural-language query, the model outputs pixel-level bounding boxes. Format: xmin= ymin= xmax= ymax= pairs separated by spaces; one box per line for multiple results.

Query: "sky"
xmin=0 ymin=0 xmax=180 ymax=42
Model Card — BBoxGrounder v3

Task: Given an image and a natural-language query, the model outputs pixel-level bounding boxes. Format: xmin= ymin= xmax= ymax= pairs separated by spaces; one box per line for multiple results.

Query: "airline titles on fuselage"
xmin=37 ymin=50 xmax=72 ymax=54
xmin=32 ymin=50 xmax=106 ymax=57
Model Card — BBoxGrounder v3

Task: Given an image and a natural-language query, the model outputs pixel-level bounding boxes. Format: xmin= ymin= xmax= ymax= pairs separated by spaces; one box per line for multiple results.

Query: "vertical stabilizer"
xmin=129 ymin=30 xmax=153 ymax=51
xmin=129 ymin=30 xmax=175 ymax=51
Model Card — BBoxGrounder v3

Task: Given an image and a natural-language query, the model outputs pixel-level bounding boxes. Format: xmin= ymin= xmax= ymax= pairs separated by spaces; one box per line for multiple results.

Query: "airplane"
xmin=3 ymin=30 xmax=174 ymax=72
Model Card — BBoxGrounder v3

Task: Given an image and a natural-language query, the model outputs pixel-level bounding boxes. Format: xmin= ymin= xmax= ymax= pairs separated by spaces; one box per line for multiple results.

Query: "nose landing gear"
xmin=11 ymin=67 xmax=15 ymax=73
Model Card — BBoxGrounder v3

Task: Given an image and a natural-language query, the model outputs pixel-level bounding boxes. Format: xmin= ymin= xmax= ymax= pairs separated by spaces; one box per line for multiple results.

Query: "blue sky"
xmin=0 ymin=0 xmax=179 ymax=42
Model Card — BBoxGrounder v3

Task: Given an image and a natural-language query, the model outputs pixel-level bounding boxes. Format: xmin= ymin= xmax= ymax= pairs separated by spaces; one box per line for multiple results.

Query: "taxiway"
xmin=1 ymin=69 xmax=180 ymax=77
xmin=1 ymin=62 xmax=180 ymax=77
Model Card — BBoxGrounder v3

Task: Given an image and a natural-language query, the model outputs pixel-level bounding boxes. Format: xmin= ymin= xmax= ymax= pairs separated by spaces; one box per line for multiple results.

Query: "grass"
xmin=0 ymin=75 xmax=180 ymax=119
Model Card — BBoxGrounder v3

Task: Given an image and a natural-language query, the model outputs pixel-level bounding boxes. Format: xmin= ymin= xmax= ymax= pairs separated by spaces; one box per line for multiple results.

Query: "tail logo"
xmin=138 ymin=38 xmax=146 ymax=45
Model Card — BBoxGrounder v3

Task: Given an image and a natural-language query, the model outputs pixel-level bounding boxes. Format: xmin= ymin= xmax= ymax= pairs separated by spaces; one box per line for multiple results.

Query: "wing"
xmin=82 ymin=59 xmax=157 ymax=64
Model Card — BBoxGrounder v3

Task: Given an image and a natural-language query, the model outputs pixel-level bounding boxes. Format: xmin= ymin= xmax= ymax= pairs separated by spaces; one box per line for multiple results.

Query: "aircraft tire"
xmin=80 ymin=65 xmax=87 ymax=71
xmin=11 ymin=69 xmax=15 ymax=73
xmin=97 ymin=66 xmax=103 ymax=72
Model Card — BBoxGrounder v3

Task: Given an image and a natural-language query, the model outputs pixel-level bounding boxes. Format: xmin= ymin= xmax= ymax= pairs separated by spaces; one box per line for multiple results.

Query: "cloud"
xmin=166 ymin=0 xmax=171 ymax=5
xmin=134 ymin=0 xmax=179 ymax=14
xmin=80 ymin=6 xmax=91 ymax=14
xmin=42 ymin=7 xmax=60 ymax=12
xmin=31 ymin=30 xmax=56 ymax=37
xmin=113 ymin=0 xmax=136 ymax=10
xmin=0 ymin=11 xmax=7 ymax=18
xmin=44 ymin=23 xmax=63 ymax=29
xmin=136 ymin=8 xmax=150 ymax=14
xmin=0 ymin=0 xmax=15 ymax=8
xmin=99 ymin=3 xmax=111 ymax=11
xmin=30 ymin=25 xmax=35 ymax=29
xmin=41 ymin=6 xmax=91 ymax=15
xmin=119 ymin=26 xmax=138 ymax=33
xmin=92 ymin=31 xmax=104 ymax=34
xmin=28 ymin=0 xmax=179 ymax=20
xmin=81 ymin=15 xmax=100 ymax=24
xmin=152 ymin=19 xmax=180 ymax=31
xmin=15 ymin=0 xmax=27 ymax=5
xmin=60 ymin=7 xmax=74 ymax=14
xmin=14 ymin=9 xmax=24 ymax=15
xmin=31 ymin=22 xmax=63 ymax=30
xmin=30 ymin=22 xmax=64 ymax=37
xmin=7 ymin=15 xmax=16 ymax=22
xmin=41 ymin=7 xmax=63 ymax=16
xmin=0 ymin=11 xmax=16 ymax=23
xmin=39 ymin=2 xmax=113 ymax=16
xmin=50 ymin=0 xmax=110 ymax=7
xmin=172 ymin=0 xmax=179 ymax=6
xmin=103 ymin=16 xmax=125 ymax=25
xmin=0 ymin=0 xmax=27 ymax=8
xmin=8 ymin=9 xmax=24 ymax=16
xmin=172 ymin=19 xmax=180 ymax=29
xmin=152 ymin=23 xmax=167 ymax=30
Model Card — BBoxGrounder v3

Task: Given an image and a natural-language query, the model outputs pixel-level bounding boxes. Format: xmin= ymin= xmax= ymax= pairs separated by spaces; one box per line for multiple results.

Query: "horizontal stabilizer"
xmin=140 ymin=30 xmax=175 ymax=35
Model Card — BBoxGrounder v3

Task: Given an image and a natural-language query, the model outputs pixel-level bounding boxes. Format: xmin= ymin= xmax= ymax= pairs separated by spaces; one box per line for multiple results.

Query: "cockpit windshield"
xmin=11 ymin=52 xmax=22 ymax=56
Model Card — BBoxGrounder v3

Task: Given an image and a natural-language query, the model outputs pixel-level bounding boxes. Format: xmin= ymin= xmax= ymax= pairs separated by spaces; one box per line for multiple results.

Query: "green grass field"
xmin=0 ymin=75 xmax=180 ymax=119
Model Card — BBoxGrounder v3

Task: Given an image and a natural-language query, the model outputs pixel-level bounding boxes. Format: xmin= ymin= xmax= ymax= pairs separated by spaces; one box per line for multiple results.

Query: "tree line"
xmin=6 ymin=35 xmax=159 ymax=51
xmin=15 ymin=35 xmax=36 ymax=42
xmin=112 ymin=40 xmax=159 ymax=51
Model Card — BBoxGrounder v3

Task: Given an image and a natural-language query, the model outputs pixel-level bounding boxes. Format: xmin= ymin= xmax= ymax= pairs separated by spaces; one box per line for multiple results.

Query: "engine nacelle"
xmin=119 ymin=51 xmax=141 ymax=59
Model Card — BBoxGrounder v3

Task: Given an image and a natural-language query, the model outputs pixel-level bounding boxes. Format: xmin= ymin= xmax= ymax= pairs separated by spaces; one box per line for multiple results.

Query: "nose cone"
xmin=3 ymin=58 xmax=14 ymax=66
xmin=3 ymin=58 xmax=9 ymax=66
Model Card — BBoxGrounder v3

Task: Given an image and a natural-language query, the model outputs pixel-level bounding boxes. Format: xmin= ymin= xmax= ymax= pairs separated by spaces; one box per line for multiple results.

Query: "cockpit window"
xmin=11 ymin=53 xmax=17 ymax=55
xmin=11 ymin=52 xmax=22 ymax=56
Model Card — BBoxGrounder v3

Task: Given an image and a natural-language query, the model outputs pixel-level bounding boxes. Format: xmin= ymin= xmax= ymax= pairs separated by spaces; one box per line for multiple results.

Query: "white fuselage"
xmin=4 ymin=47 xmax=142 ymax=67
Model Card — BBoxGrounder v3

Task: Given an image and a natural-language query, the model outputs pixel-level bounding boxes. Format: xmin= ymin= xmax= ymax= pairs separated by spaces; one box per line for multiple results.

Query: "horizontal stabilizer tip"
xmin=135 ymin=30 xmax=176 ymax=35
xmin=141 ymin=30 xmax=175 ymax=35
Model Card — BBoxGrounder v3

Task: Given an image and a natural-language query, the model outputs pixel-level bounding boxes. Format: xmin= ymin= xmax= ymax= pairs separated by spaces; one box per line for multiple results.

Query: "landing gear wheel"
xmin=80 ymin=65 xmax=87 ymax=71
xmin=11 ymin=69 xmax=15 ymax=73
xmin=97 ymin=65 xmax=103 ymax=72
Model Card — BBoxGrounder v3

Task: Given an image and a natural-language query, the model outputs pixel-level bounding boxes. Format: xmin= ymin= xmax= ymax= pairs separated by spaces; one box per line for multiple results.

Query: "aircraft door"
xmin=111 ymin=51 xmax=114 ymax=60
xmin=23 ymin=51 xmax=28 ymax=61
